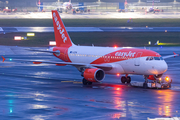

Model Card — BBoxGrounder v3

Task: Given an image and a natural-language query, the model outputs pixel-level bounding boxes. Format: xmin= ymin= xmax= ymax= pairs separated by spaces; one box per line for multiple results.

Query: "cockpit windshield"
xmin=146 ymin=57 xmax=163 ymax=61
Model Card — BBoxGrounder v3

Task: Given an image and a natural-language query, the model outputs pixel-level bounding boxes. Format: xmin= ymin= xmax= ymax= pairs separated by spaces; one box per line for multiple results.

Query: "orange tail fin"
xmin=52 ymin=10 xmax=74 ymax=47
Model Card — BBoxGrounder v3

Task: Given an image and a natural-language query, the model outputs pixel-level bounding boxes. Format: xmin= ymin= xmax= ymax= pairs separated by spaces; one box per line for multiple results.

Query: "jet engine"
xmin=83 ymin=68 xmax=105 ymax=82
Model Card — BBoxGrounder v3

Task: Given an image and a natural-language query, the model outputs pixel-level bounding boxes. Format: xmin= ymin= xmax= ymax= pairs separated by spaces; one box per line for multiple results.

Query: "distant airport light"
xmin=157 ymin=40 xmax=159 ymax=45
xmin=27 ymin=33 xmax=35 ymax=36
xmin=165 ymin=30 xmax=167 ymax=32
xmin=49 ymin=41 xmax=56 ymax=46
xmin=146 ymin=26 xmax=148 ymax=28
xmin=21 ymin=37 xmax=24 ymax=40
xmin=14 ymin=36 xmax=22 ymax=40
xmin=5 ymin=7 xmax=8 ymax=9
xmin=148 ymin=41 xmax=151 ymax=45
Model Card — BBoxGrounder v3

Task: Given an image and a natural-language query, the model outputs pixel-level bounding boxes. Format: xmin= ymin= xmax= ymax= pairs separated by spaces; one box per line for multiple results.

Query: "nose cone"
xmin=156 ymin=61 xmax=168 ymax=74
xmin=149 ymin=60 xmax=168 ymax=75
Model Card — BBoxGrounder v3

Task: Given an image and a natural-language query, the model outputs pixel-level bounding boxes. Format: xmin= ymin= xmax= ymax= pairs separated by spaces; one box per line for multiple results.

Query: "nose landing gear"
xmin=82 ymin=78 xmax=92 ymax=85
xmin=143 ymin=76 xmax=148 ymax=88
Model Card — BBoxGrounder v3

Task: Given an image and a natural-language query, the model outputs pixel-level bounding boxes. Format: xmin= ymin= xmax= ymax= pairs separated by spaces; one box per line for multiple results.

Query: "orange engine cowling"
xmin=83 ymin=68 xmax=105 ymax=82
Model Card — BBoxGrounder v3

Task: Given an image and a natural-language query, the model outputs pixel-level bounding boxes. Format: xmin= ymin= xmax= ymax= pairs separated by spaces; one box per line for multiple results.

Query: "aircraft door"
xmin=134 ymin=52 xmax=142 ymax=66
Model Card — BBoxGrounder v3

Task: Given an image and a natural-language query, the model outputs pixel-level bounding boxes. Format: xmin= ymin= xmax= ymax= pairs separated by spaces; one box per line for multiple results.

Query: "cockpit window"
xmin=149 ymin=57 xmax=154 ymax=60
xmin=160 ymin=57 xmax=163 ymax=60
xmin=154 ymin=57 xmax=160 ymax=60
xmin=146 ymin=57 xmax=163 ymax=61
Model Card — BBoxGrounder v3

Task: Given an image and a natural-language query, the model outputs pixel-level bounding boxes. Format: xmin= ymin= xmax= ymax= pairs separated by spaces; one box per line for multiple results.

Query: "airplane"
xmin=2 ymin=10 xmax=179 ymax=88
xmin=3 ymin=8 xmax=17 ymax=13
xmin=37 ymin=0 xmax=99 ymax=13
xmin=129 ymin=0 xmax=171 ymax=13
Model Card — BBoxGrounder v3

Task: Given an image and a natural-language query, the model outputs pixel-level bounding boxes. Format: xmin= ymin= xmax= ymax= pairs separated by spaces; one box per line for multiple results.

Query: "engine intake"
xmin=83 ymin=68 xmax=105 ymax=82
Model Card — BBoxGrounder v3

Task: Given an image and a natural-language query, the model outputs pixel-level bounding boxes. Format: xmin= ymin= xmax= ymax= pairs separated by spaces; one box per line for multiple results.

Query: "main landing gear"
xmin=121 ymin=75 xmax=131 ymax=84
xmin=82 ymin=78 xmax=92 ymax=85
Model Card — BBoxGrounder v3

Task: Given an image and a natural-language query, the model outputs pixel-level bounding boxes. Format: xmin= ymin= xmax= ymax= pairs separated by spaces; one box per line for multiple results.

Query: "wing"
xmin=72 ymin=5 xmax=99 ymax=9
xmin=128 ymin=5 xmax=172 ymax=8
xmin=1 ymin=56 xmax=112 ymax=71
xmin=24 ymin=48 xmax=59 ymax=54
xmin=162 ymin=52 xmax=179 ymax=59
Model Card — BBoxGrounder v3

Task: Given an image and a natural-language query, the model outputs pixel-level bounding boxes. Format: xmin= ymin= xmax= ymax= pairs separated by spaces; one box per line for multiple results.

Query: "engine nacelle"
xmin=83 ymin=68 xmax=105 ymax=82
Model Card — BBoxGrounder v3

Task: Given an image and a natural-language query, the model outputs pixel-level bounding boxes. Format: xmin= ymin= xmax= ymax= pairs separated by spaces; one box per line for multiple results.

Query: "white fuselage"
xmin=57 ymin=45 xmax=168 ymax=76
xmin=62 ymin=2 xmax=73 ymax=10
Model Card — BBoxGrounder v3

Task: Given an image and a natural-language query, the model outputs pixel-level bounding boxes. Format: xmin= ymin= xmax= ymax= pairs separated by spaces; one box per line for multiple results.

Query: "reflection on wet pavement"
xmin=0 ymin=46 xmax=180 ymax=119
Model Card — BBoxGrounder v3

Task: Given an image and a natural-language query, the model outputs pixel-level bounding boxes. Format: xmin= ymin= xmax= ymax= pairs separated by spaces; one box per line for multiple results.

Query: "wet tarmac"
xmin=0 ymin=46 xmax=180 ymax=120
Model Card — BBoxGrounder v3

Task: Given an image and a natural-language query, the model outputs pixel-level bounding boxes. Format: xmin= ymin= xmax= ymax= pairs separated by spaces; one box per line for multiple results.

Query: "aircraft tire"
xmin=121 ymin=76 xmax=127 ymax=84
xmin=88 ymin=82 xmax=92 ymax=85
xmin=127 ymin=76 xmax=131 ymax=84
xmin=143 ymin=82 xmax=148 ymax=89
xmin=82 ymin=78 xmax=88 ymax=85
xmin=168 ymin=83 xmax=171 ymax=88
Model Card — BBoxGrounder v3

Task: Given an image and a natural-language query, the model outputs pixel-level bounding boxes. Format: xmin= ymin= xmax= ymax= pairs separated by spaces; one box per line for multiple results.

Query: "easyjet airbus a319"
xmin=2 ymin=10 xmax=179 ymax=87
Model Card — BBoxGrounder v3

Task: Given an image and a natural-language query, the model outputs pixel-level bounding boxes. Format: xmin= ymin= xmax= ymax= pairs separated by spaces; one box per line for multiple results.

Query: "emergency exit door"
xmin=134 ymin=52 xmax=142 ymax=66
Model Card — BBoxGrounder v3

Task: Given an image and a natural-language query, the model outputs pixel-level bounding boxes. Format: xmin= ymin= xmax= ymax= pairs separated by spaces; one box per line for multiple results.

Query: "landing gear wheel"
xmin=88 ymin=82 xmax=92 ymax=85
xmin=168 ymin=84 xmax=171 ymax=88
xmin=82 ymin=78 xmax=88 ymax=85
xmin=82 ymin=78 xmax=92 ymax=85
xmin=127 ymin=76 xmax=131 ymax=84
xmin=143 ymin=82 xmax=148 ymax=89
xmin=121 ymin=76 xmax=127 ymax=84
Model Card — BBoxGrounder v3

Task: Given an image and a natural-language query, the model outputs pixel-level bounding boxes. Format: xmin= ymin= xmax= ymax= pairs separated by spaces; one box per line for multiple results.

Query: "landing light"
xmin=165 ymin=77 xmax=169 ymax=81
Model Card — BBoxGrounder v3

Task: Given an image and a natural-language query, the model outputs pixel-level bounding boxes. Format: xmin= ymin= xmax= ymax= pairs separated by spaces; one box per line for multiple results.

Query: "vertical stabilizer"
xmin=52 ymin=10 xmax=73 ymax=47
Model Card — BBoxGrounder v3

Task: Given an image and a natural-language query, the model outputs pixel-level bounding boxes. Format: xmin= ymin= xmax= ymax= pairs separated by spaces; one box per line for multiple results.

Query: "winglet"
xmin=2 ymin=56 xmax=5 ymax=62
xmin=173 ymin=52 xmax=179 ymax=58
